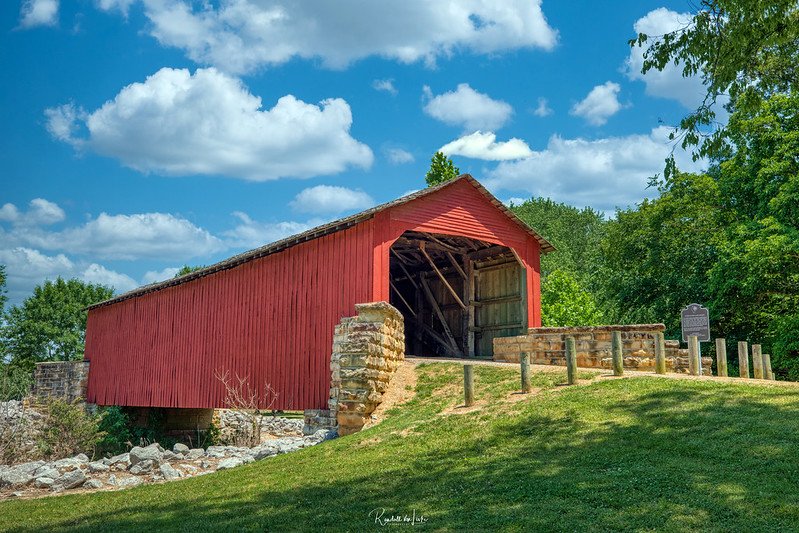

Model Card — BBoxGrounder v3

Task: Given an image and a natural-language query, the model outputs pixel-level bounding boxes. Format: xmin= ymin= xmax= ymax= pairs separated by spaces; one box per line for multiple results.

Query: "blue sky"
xmin=0 ymin=0 xmax=707 ymax=306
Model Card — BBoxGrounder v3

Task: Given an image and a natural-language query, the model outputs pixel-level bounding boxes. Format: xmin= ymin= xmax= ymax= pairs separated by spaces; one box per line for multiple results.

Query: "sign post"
xmin=681 ymin=303 xmax=710 ymax=374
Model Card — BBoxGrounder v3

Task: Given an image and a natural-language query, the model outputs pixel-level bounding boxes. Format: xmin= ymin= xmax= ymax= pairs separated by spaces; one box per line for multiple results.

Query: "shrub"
xmin=0 ymin=365 xmax=33 ymax=402
xmin=37 ymin=398 xmax=105 ymax=459
xmin=96 ymin=406 xmax=132 ymax=456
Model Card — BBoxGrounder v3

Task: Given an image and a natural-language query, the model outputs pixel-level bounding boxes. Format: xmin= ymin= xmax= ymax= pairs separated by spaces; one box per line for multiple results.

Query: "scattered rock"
xmin=107 ymin=453 xmax=130 ymax=467
xmin=83 ymin=479 xmax=103 ymax=489
xmin=185 ymin=448 xmax=205 ymax=460
xmin=129 ymin=444 xmax=163 ymax=466
xmin=33 ymin=465 xmax=59 ymax=480
xmin=88 ymin=461 xmax=109 ymax=473
xmin=33 ymin=477 xmax=54 ymax=489
xmin=217 ymin=458 xmax=243 ymax=471
xmin=116 ymin=476 xmax=143 ymax=488
xmin=179 ymin=464 xmax=198 ymax=475
xmin=162 ymin=450 xmax=178 ymax=461
xmin=129 ymin=459 xmax=154 ymax=475
xmin=52 ymin=469 xmax=86 ymax=490
xmin=159 ymin=463 xmax=181 ymax=481
xmin=173 ymin=443 xmax=189 ymax=454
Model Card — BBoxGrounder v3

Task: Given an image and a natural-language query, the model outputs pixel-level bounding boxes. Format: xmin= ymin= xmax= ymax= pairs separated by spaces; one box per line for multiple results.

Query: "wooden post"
xmin=752 ymin=344 xmax=764 ymax=379
xmin=520 ymin=352 xmax=531 ymax=393
xmin=715 ymin=338 xmax=728 ymax=377
xmin=464 ymin=256 xmax=475 ymax=358
xmin=688 ymin=335 xmax=700 ymax=376
xmin=464 ymin=365 xmax=474 ymax=406
xmin=763 ymin=353 xmax=774 ymax=380
xmin=654 ymin=332 xmax=666 ymax=375
xmin=611 ymin=331 xmax=623 ymax=376
xmin=738 ymin=341 xmax=750 ymax=378
xmin=565 ymin=336 xmax=577 ymax=385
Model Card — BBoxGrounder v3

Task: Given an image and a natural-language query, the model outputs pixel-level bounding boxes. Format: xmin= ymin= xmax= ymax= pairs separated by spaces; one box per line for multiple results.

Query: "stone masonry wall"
xmin=31 ymin=361 xmax=91 ymax=403
xmin=328 ymin=302 xmax=405 ymax=436
xmin=494 ymin=324 xmax=712 ymax=375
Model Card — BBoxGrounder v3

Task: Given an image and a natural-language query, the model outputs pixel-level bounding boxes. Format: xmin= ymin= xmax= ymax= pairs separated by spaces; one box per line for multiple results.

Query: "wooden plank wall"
xmin=85 ymin=221 xmax=375 ymax=410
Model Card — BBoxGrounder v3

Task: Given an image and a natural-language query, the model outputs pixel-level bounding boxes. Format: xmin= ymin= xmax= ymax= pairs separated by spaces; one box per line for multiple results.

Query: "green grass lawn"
xmin=3 ymin=364 xmax=799 ymax=532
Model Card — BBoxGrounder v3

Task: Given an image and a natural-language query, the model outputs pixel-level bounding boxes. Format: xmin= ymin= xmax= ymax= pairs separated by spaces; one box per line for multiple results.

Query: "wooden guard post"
xmin=738 ymin=341 xmax=750 ymax=378
xmin=611 ymin=331 xmax=623 ymax=376
xmin=654 ymin=331 xmax=666 ymax=375
xmin=565 ymin=336 xmax=577 ymax=385
xmin=715 ymin=338 xmax=728 ymax=377
xmin=520 ymin=353 xmax=531 ymax=393
xmin=464 ymin=365 xmax=474 ymax=407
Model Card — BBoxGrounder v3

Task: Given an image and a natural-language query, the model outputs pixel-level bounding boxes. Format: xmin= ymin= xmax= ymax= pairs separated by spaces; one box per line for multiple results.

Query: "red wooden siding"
xmin=85 ymin=177 xmax=543 ymax=410
xmin=375 ymin=179 xmax=542 ymax=326
xmin=85 ymin=221 xmax=374 ymax=410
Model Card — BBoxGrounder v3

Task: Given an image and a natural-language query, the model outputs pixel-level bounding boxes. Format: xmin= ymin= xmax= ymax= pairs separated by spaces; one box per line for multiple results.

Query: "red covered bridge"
xmin=84 ymin=175 xmax=554 ymax=410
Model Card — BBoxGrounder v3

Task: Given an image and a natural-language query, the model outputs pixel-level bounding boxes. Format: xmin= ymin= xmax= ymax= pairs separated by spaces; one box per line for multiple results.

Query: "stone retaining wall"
xmin=493 ymin=324 xmax=712 ymax=375
xmin=31 ymin=361 xmax=90 ymax=403
xmin=328 ymin=302 xmax=405 ymax=436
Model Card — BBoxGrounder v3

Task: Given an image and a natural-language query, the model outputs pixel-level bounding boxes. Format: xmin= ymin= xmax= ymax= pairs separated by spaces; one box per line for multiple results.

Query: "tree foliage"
xmin=0 ymin=264 xmax=6 ymax=316
xmin=541 ymin=270 xmax=604 ymax=327
xmin=1 ymin=278 xmax=113 ymax=370
xmin=600 ymin=93 xmax=799 ymax=377
xmin=510 ymin=198 xmax=606 ymax=288
xmin=631 ymin=0 xmax=799 ymax=163
xmin=425 ymin=152 xmax=460 ymax=187
xmin=175 ymin=265 xmax=206 ymax=277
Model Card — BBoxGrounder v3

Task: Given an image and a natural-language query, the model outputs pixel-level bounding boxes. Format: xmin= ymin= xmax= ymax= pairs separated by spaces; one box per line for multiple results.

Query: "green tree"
xmin=1 ymin=278 xmax=113 ymax=370
xmin=425 ymin=152 xmax=460 ymax=187
xmin=510 ymin=198 xmax=606 ymax=289
xmin=706 ymin=93 xmax=799 ymax=378
xmin=600 ymin=171 xmax=725 ymax=336
xmin=0 ymin=264 xmax=6 ymax=315
xmin=174 ymin=265 xmax=206 ymax=277
xmin=541 ymin=270 xmax=604 ymax=327
xmin=631 ymin=0 xmax=799 ymax=163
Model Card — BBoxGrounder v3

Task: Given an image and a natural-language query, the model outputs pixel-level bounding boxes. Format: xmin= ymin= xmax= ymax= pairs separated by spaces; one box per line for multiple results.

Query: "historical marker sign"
xmin=681 ymin=303 xmax=710 ymax=342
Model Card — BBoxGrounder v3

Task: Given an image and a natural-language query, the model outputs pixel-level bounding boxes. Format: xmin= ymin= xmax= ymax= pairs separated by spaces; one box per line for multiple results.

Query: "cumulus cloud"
xmin=141 ymin=267 xmax=181 ymax=285
xmin=486 ymin=126 xmax=705 ymax=212
xmin=0 ymin=198 xmax=66 ymax=226
xmin=3 ymin=211 xmax=223 ymax=261
xmin=533 ymin=97 xmax=552 ymax=117
xmin=423 ymin=83 xmax=513 ymax=131
xmin=570 ymin=81 xmax=623 ymax=126
xmin=440 ymin=131 xmax=532 ymax=161
xmin=46 ymin=67 xmax=373 ymax=181
xmin=80 ymin=263 xmax=138 ymax=292
xmin=105 ymin=0 xmax=557 ymax=74
xmin=384 ymin=148 xmax=414 ymax=164
xmin=223 ymin=212 xmax=320 ymax=248
xmin=19 ymin=0 xmax=59 ymax=28
xmin=96 ymin=0 xmax=136 ymax=16
xmin=289 ymin=185 xmax=375 ymax=215
xmin=625 ymin=8 xmax=705 ymax=109
xmin=372 ymin=79 xmax=398 ymax=95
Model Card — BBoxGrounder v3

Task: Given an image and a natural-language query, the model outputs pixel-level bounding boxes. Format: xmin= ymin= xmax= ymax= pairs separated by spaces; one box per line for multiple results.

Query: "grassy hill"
xmin=2 ymin=363 xmax=799 ymax=532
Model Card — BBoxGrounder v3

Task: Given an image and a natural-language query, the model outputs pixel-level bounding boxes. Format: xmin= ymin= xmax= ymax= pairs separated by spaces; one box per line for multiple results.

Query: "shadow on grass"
xmin=5 ymin=377 xmax=799 ymax=532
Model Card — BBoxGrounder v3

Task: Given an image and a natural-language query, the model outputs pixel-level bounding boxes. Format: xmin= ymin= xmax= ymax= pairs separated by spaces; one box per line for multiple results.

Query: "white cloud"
xmin=486 ymin=126 xmax=705 ymax=212
xmin=0 ymin=204 xmax=20 ymax=222
xmin=372 ymin=79 xmax=398 ymax=95
xmin=0 ymin=247 xmax=74 ymax=304
xmin=385 ymin=148 xmax=414 ymax=164
xmin=96 ymin=0 xmax=136 ymax=16
xmin=625 ymin=8 xmax=705 ymax=109
xmin=46 ymin=67 xmax=373 ymax=181
xmin=289 ymin=185 xmax=374 ymax=214
xmin=223 ymin=212 xmax=320 ymax=249
xmin=114 ymin=0 xmax=557 ymax=74
xmin=4 ymin=212 xmax=223 ymax=261
xmin=0 ymin=246 xmax=142 ymax=305
xmin=423 ymin=83 xmax=513 ymax=131
xmin=570 ymin=81 xmax=623 ymax=126
xmin=533 ymin=97 xmax=552 ymax=117
xmin=19 ymin=0 xmax=59 ymax=28
xmin=440 ymin=131 xmax=532 ymax=161
xmin=0 ymin=198 xmax=65 ymax=226
xmin=141 ymin=267 xmax=181 ymax=285
xmin=80 ymin=263 xmax=138 ymax=293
